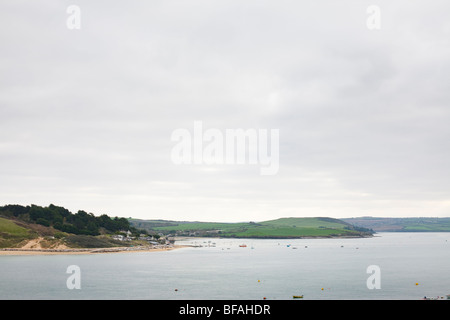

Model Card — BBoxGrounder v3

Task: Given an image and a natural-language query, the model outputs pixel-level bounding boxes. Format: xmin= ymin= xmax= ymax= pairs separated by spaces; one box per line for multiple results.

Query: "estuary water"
xmin=1 ymin=233 xmax=449 ymax=300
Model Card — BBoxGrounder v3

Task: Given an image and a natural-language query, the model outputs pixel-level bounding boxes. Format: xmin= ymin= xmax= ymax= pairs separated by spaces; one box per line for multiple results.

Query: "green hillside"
xmin=342 ymin=217 xmax=450 ymax=232
xmin=0 ymin=204 xmax=149 ymax=249
xmin=130 ymin=217 xmax=373 ymax=239
xmin=0 ymin=217 xmax=33 ymax=247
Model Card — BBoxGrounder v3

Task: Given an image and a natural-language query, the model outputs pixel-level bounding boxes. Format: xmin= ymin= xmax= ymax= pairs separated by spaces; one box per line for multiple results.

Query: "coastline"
xmin=0 ymin=244 xmax=189 ymax=256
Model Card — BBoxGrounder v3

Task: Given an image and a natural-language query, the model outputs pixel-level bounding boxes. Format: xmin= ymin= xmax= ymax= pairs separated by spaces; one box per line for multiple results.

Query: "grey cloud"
xmin=1 ymin=0 xmax=450 ymax=220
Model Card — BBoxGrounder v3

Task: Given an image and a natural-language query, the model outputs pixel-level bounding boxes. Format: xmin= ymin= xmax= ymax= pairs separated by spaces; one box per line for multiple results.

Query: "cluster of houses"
xmin=111 ymin=230 xmax=136 ymax=242
xmin=111 ymin=230 xmax=174 ymax=245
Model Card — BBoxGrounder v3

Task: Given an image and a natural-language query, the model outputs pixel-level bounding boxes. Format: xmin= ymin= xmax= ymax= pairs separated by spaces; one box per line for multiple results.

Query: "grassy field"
xmin=0 ymin=217 xmax=30 ymax=236
xmin=404 ymin=218 xmax=450 ymax=231
xmin=131 ymin=217 xmax=372 ymax=238
xmin=0 ymin=217 xmax=33 ymax=248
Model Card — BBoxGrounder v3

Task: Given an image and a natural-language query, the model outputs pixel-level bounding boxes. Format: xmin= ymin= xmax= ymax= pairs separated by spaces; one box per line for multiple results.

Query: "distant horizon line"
xmin=128 ymin=215 xmax=450 ymax=224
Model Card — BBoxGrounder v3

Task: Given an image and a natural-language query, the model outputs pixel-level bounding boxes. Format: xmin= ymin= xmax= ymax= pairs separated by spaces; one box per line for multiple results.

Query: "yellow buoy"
xmin=258 ymin=280 xmax=260 ymax=282
xmin=321 ymin=288 xmax=324 ymax=291
xmin=415 ymin=283 xmax=419 ymax=286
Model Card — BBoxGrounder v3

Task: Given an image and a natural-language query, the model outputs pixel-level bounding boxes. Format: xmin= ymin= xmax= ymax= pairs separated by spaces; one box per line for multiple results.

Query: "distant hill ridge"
xmin=342 ymin=217 xmax=450 ymax=232
xmin=130 ymin=216 xmax=373 ymax=238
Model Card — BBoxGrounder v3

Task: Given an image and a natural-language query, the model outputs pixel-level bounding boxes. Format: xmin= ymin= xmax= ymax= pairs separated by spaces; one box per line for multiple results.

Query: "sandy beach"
xmin=0 ymin=236 xmax=189 ymax=255
xmin=0 ymin=245 xmax=188 ymax=256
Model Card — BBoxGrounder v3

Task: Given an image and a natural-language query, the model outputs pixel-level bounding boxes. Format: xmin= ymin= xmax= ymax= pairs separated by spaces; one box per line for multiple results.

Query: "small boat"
xmin=239 ymin=244 xmax=247 ymax=247
xmin=293 ymin=295 xmax=303 ymax=299
xmin=422 ymin=296 xmax=446 ymax=300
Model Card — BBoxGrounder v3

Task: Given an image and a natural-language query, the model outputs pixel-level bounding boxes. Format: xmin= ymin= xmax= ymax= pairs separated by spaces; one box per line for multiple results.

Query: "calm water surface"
xmin=1 ymin=233 xmax=449 ymax=300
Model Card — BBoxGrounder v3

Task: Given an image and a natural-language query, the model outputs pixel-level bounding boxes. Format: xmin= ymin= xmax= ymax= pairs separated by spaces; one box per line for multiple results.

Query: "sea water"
xmin=0 ymin=233 xmax=449 ymax=300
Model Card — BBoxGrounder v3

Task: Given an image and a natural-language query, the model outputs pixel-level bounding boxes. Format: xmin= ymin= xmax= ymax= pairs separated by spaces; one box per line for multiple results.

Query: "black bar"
xmin=0 ymin=299 xmax=447 ymax=319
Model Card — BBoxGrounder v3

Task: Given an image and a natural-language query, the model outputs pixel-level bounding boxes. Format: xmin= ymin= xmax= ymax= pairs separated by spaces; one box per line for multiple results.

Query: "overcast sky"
xmin=1 ymin=1 xmax=450 ymax=221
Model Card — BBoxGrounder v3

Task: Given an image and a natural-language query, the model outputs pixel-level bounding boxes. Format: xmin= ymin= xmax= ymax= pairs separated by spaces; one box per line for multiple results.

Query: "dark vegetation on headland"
xmin=0 ymin=204 xmax=150 ymax=249
xmin=0 ymin=204 xmax=139 ymax=235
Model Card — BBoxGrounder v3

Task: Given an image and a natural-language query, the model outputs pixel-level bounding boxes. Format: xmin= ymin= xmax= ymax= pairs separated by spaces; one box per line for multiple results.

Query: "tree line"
xmin=0 ymin=204 xmax=144 ymax=236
